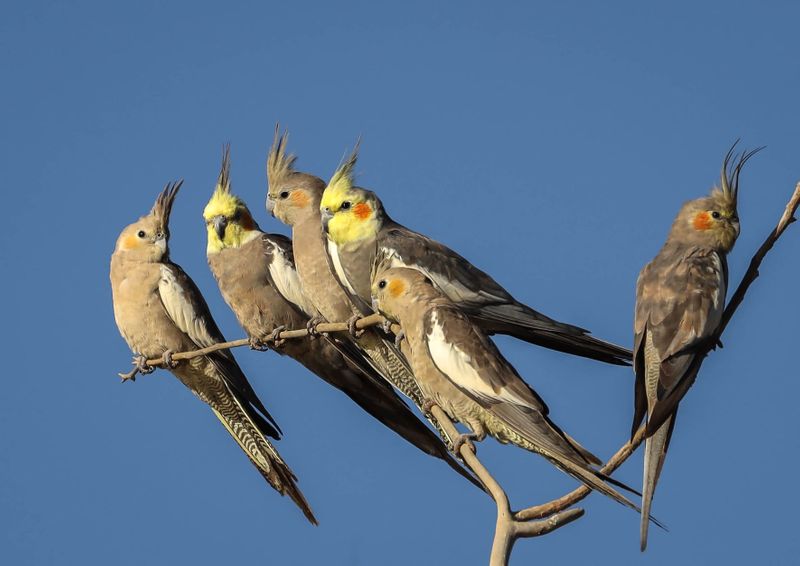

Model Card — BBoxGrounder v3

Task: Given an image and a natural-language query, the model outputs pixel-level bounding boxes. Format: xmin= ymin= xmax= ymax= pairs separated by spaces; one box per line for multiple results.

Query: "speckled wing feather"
xmin=158 ymin=262 xmax=282 ymax=437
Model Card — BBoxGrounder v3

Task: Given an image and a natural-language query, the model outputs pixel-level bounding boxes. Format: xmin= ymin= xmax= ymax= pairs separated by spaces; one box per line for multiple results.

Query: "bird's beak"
xmin=212 ymin=215 xmax=227 ymax=240
xmin=371 ymin=297 xmax=380 ymax=312
xmin=320 ymin=207 xmax=333 ymax=231
xmin=731 ymin=217 xmax=741 ymax=236
xmin=266 ymin=196 xmax=275 ymax=217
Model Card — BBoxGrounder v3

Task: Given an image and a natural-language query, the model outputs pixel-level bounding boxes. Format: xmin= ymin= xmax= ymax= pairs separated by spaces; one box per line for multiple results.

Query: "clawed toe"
xmin=420 ymin=398 xmax=436 ymax=417
xmin=394 ymin=329 xmax=406 ymax=348
xmin=249 ymin=336 xmax=270 ymax=351
xmin=452 ymin=432 xmax=479 ymax=457
xmin=306 ymin=316 xmax=325 ymax=339
xmin=162 ymin=350 xmax=178 ymax=369
xmin=270 ymin=325 xmax=287 ymax=348
xmin=381 ymin=318 xmax=393 ymax=335
xmin=135 ymin=354 xmax=155 ymax=375
xmin=347 ymin=314 xmax=364 ymax=338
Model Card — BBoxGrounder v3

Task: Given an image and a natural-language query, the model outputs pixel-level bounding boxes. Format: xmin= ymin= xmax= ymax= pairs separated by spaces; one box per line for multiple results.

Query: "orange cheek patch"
xmin=121 ymin=235 xmax=140 ymax=250
xmin=388 ymin=279 xmax=406 ymax=298
xmin=353 ymin=202 xmax=372 ymax=220
xmin=290 ymin=190 xmax=310 ymax=208
xmin=693 ymin=212 xmax=712 ymax=231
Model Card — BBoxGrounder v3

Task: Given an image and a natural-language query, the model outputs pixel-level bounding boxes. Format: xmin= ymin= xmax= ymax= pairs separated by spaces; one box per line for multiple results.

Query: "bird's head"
xmin=203 ymin=145 xmax=260 ymax=254
xmin=266 ymin=124 xmax=326 ymax=227
xmin=371 ymin=267 xmax=436 ymax=322
xmin=670 ymin=142 xmax=762 ymax=253
xmin=320 ymin=142 xmax=384 ymax=244
xmin=114 ymin=180 xmax=182 ymax=263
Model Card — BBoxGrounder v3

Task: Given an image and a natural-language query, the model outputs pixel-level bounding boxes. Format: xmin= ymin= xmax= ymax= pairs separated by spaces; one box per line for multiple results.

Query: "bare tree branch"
xmin=115 ymin=182 xmax=800 ymax=565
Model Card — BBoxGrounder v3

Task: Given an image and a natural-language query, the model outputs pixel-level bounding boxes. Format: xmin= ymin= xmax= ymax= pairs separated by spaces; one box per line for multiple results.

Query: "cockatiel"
xmin=632 ymin=144 xmax=761 ymax=550
xmin=110 ymin=180 xmax=316 ymax=524
xmin=371 ymin=267 xmax=647 ymax=514
xmin=204 ymin=147 xmax=480 ymax=489
xmin=264 ymin=126 xmax=461 ymax=453
xmin=319 ymin=146 xmax=632 ymax=366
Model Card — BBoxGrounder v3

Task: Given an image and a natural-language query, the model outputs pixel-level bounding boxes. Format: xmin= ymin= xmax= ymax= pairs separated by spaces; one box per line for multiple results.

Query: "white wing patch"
xmin=268 ymin=245 xmax=318 ymax=317
xmin=158 ymin=265 xmax=217 ymax=348
xmin=327 ymin=238 xmax=358 ymax=296
xmin=707 ymin=252 xmax=726 ymax=329
xmin=426 ymin=310 xmax=528 ymax=406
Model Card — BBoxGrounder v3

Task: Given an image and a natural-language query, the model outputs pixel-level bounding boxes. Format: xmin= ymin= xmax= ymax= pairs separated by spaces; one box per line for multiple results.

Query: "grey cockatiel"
xmin=371 ymin=267 xmax=647 ymax=515
xmin=319 ymin=146 xmax=631 ymax=366
xmin=203 ymin=147 xmax=481 ymax=489
xmin=632 ymin=144 xmax=761 ymax=550
xmin=264 ymin=127 xmax=461 ymax=454
xmin=110 ymin=180 xmax=316 ymax=524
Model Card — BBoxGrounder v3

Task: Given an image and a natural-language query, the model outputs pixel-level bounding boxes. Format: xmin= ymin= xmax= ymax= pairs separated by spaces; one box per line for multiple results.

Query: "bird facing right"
xmin=632 ymin=143 xmax=762 ymax=550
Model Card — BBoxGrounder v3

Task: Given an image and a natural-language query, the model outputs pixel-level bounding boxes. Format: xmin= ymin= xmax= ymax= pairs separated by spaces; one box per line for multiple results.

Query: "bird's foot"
xmin=420 ymin=398 xmax=437 ymax=418
xmin=452 ymin=432 xmax=480 ymax=457
xmin=135 ymin=354 xmax=155 ymax=375
xmin=306 ymin=316 xmax=326 ymax=339
xmin=394 ymin=329 xmax=406 ymax=348
xmin=381 ymin=318 xmax=393 ymax=335
xmin=347 ymin=314 xmax=364 ymax=338
xmin=161 ymin=350 xmax=178 ymax=369
xmin=270 ymin=325 xmax=287 ymax=348
xmin=249 ymin=336 xmax=270 ymax=351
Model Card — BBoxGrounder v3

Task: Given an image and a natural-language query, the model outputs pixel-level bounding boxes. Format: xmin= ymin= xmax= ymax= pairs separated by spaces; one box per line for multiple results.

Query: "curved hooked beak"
xmin=266 ymin=196 xmax=276 ymax=217
xmin=320 ymin=207 xmax=333 ymax=231
xmin=731 ymin=215 xmax=741 ymax=237
xmin=212 ymin=215 xmax=228 ymax=240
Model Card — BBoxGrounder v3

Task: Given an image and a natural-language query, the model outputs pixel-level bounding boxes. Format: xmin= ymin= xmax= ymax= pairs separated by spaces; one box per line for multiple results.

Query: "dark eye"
xmin=137 ymin=230 xmax=146 ymax=238
xmin=378 ymin=280 xmax=387 ymax=289
xmin=711 ymin=211 xmax=721 ymax=219
xmin=341 ymin=201 xmax=351 ymax=210
xmin=279 ymin=191 xmax=289 ymax=199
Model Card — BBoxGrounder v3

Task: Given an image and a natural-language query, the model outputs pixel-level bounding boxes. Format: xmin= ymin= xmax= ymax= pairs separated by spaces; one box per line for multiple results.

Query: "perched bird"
xmin=110 ymin=180 xmax=316 ymax=524
xmin=371 ymin=267 xmax=645 ymax=513
xmin=319 ymin=146 xmax=632 ymax=365
xmin=631 ymin=144 xmax=761 ymax=550
xmin=204 ymin=147 xmax=481 ymax=488
xmin=265 ymin=127 xmax=460 ymax=452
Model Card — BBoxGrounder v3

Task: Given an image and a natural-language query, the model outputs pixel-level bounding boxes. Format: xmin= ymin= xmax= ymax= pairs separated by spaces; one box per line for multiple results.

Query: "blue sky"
xmin=2 ymin=1 xmax=798 ymax=564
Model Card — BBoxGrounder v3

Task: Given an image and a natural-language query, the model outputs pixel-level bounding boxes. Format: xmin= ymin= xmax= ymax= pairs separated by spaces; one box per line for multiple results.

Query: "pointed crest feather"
xmin=718 ymin=140 xmax=764 ymax=208
xmin=217 ymin=143 xmax=232 ymax=194
xmin=326 ymin=138 xmax=361 ymax=197
xmin=267 ymin=123 xmax=298 ymax=188
xmin=152 ymin=179 xmax=183 ymax=231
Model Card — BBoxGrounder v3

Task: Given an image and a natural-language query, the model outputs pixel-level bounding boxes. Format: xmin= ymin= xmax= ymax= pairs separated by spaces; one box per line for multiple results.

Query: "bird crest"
xmin=712 ymin=140 xmax=764 ymax=210
xmin=204 ymin=144 xmax=244 ymax=220
xmin=151 ymin=179 xmax=183 ymax=234
xmin=267 ymin=124 xmax=298 ymax=190
xmin=323 ymin=139 xmax=361 ymax=206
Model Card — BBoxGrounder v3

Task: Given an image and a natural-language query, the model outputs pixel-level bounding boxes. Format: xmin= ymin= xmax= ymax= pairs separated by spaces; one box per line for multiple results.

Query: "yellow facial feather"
xmin=204 ymin=187 xmax=259 ymax=253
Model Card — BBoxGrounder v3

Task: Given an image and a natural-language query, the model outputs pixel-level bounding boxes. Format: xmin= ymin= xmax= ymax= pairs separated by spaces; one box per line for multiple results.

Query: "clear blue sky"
xmin=2 ymin=1 xmax=798 ymax=564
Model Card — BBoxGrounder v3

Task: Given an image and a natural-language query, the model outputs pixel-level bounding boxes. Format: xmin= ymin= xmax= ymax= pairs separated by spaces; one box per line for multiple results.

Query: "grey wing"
xmin=632 ymin=248 xmax=727 ymax=434
xmin=158 ymin=262 xmax=281 ymax=438
xmin=422 ymin=305 xmax=549 ymax=414
xmin=378 ymin=224 xmax=631 ymax=366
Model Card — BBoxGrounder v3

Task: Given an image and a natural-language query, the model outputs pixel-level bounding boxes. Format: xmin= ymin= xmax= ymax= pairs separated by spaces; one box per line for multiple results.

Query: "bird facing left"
xmin=109 ymin=180 xmax=317 ymax=525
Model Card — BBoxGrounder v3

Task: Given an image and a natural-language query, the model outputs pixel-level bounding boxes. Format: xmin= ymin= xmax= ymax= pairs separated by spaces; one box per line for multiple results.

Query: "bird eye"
xmin=378 ymin=280 xmax=387 ymax=289
xmin=137 ymin=230 xmax=146 ymax=238
xmin=341 ymin=201 xmax=351 ymax=210
xmin=279 ymin=191 xmax=289 ymax=199
xmin=711 ymin=211 xmax=721 ymax=219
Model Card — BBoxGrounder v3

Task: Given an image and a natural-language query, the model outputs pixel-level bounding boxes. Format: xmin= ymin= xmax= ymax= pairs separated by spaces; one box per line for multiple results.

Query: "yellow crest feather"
xmin=321 ymin=140 xmax=360 ymax=210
